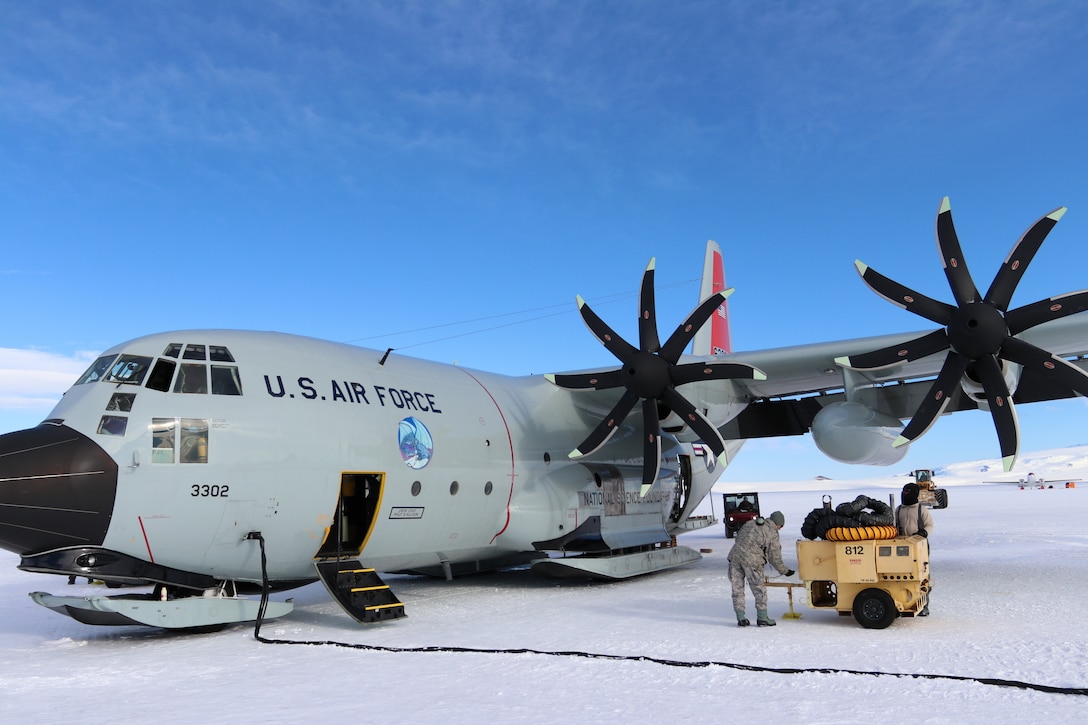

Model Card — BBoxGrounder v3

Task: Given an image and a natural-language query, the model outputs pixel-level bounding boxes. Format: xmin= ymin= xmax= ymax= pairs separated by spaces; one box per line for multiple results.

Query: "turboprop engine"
xmin=836 ymin=198 xmax=1088 ymax=471
xmin=547 ymin=259 xmax=765 ymax=486
xmin=810 ymin=401 xmax=907 ymax=466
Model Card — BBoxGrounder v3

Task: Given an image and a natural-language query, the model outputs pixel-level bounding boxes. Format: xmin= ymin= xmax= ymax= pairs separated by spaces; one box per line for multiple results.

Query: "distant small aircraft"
xmin=983 ymin=472 xmax=1083 ymax=488
xmin=3 ymin=197 xmax=1088 ymax=630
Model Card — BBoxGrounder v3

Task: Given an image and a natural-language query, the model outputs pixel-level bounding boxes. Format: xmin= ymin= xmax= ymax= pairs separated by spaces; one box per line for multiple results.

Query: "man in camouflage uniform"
xmin=728 ymin=510 xmax=794 ymax=627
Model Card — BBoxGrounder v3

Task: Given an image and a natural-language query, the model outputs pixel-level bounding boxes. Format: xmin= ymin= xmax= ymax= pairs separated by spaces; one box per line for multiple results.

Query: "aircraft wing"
xmin=728 ymin=312 xmax=1088 ymax=401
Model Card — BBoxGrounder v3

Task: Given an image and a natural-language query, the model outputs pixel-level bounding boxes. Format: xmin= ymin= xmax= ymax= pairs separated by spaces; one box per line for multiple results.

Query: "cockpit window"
xmin=174 ymin=363 xmax=209 ymax=394
xmin=179 ymin=419 xmax=209 ymax=463
xmin=209 ymin=345 xmax=235 ymax=362
xmin=103 ymin=355 xmax=153 ymax=385
xmin=152 ymin=419 xmax=176 ymax=463
xmin=211 ymin=365 xmax=243 ymax=395
xmin=106 ymin=393 xmax=135 ymax=412
xmin=97 ymin=415 xmax=128 ymax=436
xmin=116 ymin=344 xmax=240 ymax=395
xmin=183 ymin=344 xmax=207 ymax=361
xmin=145 ymin=358 xmax=177 ymax=392
xmin=75 ymin=355 xmax=118 ymax=385
xmin=153 ymin=418 xmax=210 ymax=464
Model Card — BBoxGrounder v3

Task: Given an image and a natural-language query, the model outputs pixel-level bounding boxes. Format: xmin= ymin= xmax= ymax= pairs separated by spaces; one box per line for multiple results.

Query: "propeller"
xmin=546 ymin=258 xmax=766 ymax=489
xmin=836 ymin=197 xmax=1088 ymax=471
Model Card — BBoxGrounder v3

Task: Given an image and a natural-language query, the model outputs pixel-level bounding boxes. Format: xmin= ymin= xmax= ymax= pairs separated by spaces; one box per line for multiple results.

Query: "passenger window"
xmin=145 ymin=359 xmax=177 ymax=392
xmin=76 ymin=355 xmax=118 ymax=385
xmin=97 ymin=415 xmax=128 ymax=436
xmin=209 ymin=345 xmax=235 ymax=362
xmin=163 ymin=343 xmax=182 ymax=358
xmin=179 ymin=419 xmax=209 ymax=463
xmin=211 ymin=365 xmax=243 ymax=395
xmin=106 ymin=393 xmax=136 ymax=412
xmin=152 ymin=418 xmax=176 ymax=463
xmin=183 ymin=344 xmax=207 ymax=361
xmin=104 ymin=355 xmax=153 ymax=385
xmin=174 ymin=363 xmax=208 ymax=394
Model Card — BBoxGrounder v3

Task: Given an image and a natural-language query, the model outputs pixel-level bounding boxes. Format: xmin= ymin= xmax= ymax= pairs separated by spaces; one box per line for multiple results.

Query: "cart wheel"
xmin=852 ymin=588 xmax=898 ymax=629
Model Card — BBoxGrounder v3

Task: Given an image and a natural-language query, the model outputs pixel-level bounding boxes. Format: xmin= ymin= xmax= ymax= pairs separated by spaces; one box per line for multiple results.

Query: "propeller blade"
xmin=894 ymin=352 xmax=969 ymax=448
xmin=935 ymin=197 xmax=981 ymax=306
xmin=545 ymin=369 xmax=624 ymax=391
xmin=638 ymin=259 xmax=661 ymax=353
xmin=854 ymin=261 xmax=956 ymax=325
xmin=670 ymin=360 xmax=766 ymax=386
xmin=835 ymin=329 xmax=950 ymax=370
xmin=661 ymin=387 xmax=726 ymax=456
xmin=659 ymin=290 xmax=732 ymax=363
xmin=569 ymin=389 xmax=640 ymax=459
xmin=576 ymin=296 xmax=639 ymax=364
xmin=984 ymin=207 xmax=1067 ymax=311
xmin=1005 ymin=289 xmax=1088 ymax=336
xmin=973 ymin=355 xmax=1019 ymax=471
xmin=1001 ymin=336 xmax=1088 ymax=399
xmin=641 ymin=397 xmax=662 ymax=485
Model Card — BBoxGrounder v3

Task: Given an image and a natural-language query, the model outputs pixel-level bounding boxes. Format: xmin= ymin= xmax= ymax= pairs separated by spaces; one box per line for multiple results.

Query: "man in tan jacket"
xmin=897 ymin=483 xmax=934 ymax=616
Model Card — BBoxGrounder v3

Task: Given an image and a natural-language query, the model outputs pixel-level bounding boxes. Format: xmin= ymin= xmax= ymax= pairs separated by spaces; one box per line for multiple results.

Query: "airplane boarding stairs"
xmin=315 ymin=558 xmax=407 ymax=623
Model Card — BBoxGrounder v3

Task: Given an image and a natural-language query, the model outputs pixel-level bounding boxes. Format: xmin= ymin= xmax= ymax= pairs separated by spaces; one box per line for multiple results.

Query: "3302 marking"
xmin=191 ymin=484 xmax=229 ymax=497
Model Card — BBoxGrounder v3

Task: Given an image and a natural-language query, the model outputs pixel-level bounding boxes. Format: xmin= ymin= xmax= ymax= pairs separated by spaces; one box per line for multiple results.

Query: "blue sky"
xmin=4 ymin=1 xmax=1088 ymax=481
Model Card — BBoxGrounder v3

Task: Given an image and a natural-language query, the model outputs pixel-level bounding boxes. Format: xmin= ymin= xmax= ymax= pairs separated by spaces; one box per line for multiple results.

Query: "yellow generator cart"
xmin=796 ymin=535 xmax=930 ymax=629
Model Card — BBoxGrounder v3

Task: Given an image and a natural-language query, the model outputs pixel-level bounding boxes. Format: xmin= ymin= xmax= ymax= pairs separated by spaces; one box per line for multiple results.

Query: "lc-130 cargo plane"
xmin=4 ymin=198 xmax=1088 ymax=630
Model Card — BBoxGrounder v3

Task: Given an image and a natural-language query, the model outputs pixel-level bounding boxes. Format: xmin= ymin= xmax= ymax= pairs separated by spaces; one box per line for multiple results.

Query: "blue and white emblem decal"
xmin=398 ymin=417 xmax=433 ymax=470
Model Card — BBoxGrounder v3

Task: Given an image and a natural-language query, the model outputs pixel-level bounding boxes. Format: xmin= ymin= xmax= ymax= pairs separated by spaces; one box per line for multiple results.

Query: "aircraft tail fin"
xmin=691 ymin=239 xmax=733 ymax=356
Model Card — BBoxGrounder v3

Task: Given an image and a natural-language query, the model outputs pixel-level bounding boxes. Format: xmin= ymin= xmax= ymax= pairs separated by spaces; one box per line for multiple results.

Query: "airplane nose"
xmin=0 ymin=424 xmax=117 ymax=555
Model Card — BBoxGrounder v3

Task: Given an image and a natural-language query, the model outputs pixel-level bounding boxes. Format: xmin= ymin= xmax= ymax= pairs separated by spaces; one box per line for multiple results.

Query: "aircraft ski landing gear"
xmin=28 ymin=581 xmax=294 ymax=630
xmin=530 ymin=544 xmax=702 ymax=580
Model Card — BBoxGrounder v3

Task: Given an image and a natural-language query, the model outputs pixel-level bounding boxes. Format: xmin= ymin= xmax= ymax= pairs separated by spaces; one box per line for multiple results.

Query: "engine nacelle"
xmin=666 ymin=377 xmax=748 ymax=441
xmin=959 ymin=359 xmax=1021 ymax=404
xmin=810 ymin=401 xmax=907 ymax=466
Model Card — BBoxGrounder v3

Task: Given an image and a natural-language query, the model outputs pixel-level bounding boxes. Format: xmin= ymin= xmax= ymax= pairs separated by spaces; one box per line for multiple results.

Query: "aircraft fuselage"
xmin=0 ymin=330 xmax=726 ymax=591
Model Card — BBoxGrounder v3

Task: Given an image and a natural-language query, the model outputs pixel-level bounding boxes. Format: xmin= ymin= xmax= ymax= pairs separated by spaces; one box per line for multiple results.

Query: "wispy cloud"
xmin=0 ymin=348 xmax=96 ymax=408
xmin=2 ymin=0 xmax=1086 ymax=206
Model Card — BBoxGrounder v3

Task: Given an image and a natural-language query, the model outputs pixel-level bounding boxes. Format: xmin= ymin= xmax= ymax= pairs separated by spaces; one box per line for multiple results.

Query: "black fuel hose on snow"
xmin=247 ymin=533 xmax=1087 ymax=698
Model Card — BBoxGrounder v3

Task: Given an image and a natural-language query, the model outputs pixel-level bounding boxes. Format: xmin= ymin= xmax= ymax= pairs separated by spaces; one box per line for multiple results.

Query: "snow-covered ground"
xmin=3 ymin=449 xmax=1087 ymax=723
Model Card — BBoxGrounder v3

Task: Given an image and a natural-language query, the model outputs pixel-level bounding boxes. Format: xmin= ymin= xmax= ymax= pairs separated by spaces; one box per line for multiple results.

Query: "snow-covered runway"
xmin=3 ymin=454 xmax=1087 ymax=723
